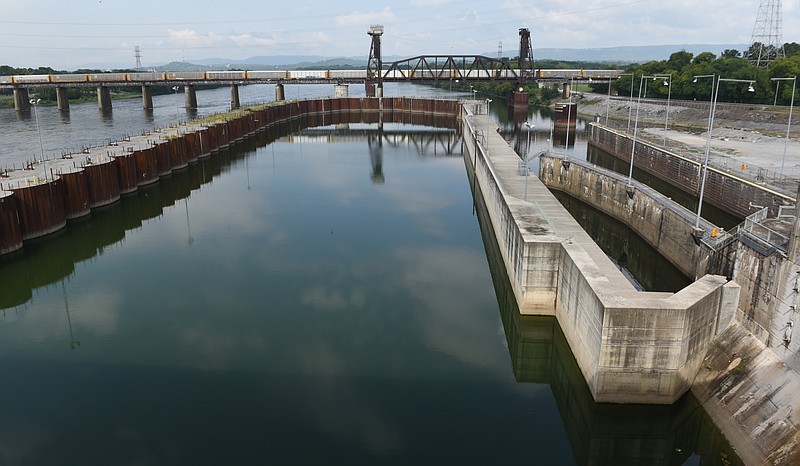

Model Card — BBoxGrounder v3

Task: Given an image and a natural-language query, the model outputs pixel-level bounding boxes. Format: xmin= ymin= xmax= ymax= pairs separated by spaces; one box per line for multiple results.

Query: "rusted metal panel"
xmin=184 ymin=133 xmax=199 ymax=162
xmin=196 ymin=129 xmax=211 ymax=158
xmin=153 ymin=142 xmax=172 ymax=176
xmin=0 ymin=190 xmax=23 ymax=255
xmin=59 ymin=170 xmax=91 ymax=218
xmin=168 ymin=138 xmax=188 ymax=170
xmin=84 ymin=160 xmax=121 ymax=208
xmin=113 ymin=153 xmax=139 ymax=193
xmin=12 ymin=179 xmax=67 ymax=240
xmin=217 ymin=122 xmax=230 ymax=148
xmin=133 ymin=147 xmax=159 ymax=186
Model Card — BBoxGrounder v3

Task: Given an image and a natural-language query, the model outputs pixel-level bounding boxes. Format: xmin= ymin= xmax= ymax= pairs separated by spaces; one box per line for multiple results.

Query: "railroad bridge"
xmin=2 ymin=26 xmax=621 ymax=112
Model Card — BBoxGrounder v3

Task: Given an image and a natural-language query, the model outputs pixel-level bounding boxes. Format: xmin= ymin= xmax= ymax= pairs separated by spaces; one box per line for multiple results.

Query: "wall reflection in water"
xmin=0 ymin=110 xmax=460 ymax=312
xmin=470 ymin=169 xmax=743 ymax=465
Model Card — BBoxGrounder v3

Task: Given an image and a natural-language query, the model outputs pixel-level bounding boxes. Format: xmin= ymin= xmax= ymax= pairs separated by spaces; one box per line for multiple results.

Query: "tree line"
xmin=591 ymin=43 xmax=800 ymax=106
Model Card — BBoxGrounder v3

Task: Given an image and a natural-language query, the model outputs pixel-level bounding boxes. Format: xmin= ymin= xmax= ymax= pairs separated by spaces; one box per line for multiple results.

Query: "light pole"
xmin=659 ymin=73 xmax=672 ymax=147
xmin=627 ymin=74 xmax=646 ymax=187
xmin=627 ymin=74 xmax=663 ymax=186
xmin=523 ymin=121 xmax=535 ymax=200
xmin=693 ymin=76 xmax=755 ymax=230
xmin=692 ymin=74 xmax=716 ymax=229
xmin=771 ymin=77 xmax=796 ymax=176
xmin=565 ymin=75 xmax=575 ymax=156
xmin=29 ymin=98 xmax=46 ymax=180
xmin=626 ymin=73 xmax=636 ymax=133
xmin=606 ymin=72 xmax=632 ymax=126
xmin=172 ymin=86 xmax=180 ymax=121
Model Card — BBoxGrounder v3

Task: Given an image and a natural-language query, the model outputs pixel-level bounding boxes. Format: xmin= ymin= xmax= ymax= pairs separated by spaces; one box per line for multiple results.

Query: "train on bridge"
xmin=0 ymin=69 xmax=624 ymax=85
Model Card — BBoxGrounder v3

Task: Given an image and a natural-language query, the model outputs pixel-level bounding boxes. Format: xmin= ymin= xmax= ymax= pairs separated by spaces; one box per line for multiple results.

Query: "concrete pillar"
xmin=13 ymin=88 xmax=31 ymax=112
xmin=334 ymin=84 xmax=349 ymax=98
xmin=275 ymin=83 xmax=285 ymax=101
xmin=376 ymin=86 xmax=383 ymax=98
xmin=141 ymin=85 xmax=153 ymax=109
xmin=97 ymin=86 xmax=112 ymax=111
xmin=184 ymin=85 xmax=197 ymax=109
xmin=56 ymin=87 xmax=69 ymax=111
xmin=230 ymin=84 xmax=240 ymax=109
xmin=562 ymin=82 xmax=571 ymax=100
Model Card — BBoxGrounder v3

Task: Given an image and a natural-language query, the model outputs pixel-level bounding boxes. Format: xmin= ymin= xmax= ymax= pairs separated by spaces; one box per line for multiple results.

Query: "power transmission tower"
xmin=497 ymin=41 xmax=502 ymax=60
xmin=746 ymin=0 xmax=785 ymax=67
xmin=135 ymin=46 xmax=142 ymax=70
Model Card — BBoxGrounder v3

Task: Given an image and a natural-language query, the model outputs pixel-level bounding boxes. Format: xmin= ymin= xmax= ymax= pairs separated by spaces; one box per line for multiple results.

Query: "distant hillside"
xmin=72 ymin=44 xmax=750 ymax=73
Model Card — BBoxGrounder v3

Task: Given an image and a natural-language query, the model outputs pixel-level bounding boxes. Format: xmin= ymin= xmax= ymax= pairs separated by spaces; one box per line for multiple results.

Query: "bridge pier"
xmin=96 ymin=86 xmax=112 ymax=111
xmin=141 ymin=85 xmax=153 ymax=109
xmin=275 ymin=83 xmax=285 ymax=102
xmin=56 ymin=87 xmax=69 ymax=111
xmin=230 ymin=84 xmax=240 ymax=110
xmin=184 ymin=85 xmax=197 ymax=109
xmin=334 ymin=84 xmax=349 ymax=98
xmin=13 ymin=88 xmax=31 ymax=112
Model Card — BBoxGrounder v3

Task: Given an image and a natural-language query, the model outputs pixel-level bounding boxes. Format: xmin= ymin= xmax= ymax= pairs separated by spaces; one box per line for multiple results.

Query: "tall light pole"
xmin=565 ymin=74 xmax=575 ymax=156
xmin=659 ymin=73 xmax=672 ymax=147
xmin=627 ymin=74 xmax=648 ymax=187
xmin=172 ymin=86 xmax=180 ymax=121
xmin=606 ymin=72 xmax=632 ymax=126
xmin=693 ymin=76 xmax=755 ymax=230
xmin=523 ymin=121 xmax=535 ymax=200
xmin=626 ymin=73 xmax=636 ymax=133
xmin=29 ymin=98 xmax=46 ymax=180
xmin=771 ymin=76 xmax=796 ymax=177
xmin=692 ymin=74 xmax=716 ymax=229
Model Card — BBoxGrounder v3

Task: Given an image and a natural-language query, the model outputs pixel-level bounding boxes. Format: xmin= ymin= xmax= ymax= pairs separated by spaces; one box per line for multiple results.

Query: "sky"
xmin=0 ymin=0 xmax=797 ymax=70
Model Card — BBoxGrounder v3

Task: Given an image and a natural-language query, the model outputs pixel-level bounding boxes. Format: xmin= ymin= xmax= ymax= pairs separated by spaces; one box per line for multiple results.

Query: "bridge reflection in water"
xmin=472 ymin=169 xmax=743 ymax=465
xmin=0 ymin=110 xmax=460 ymax=312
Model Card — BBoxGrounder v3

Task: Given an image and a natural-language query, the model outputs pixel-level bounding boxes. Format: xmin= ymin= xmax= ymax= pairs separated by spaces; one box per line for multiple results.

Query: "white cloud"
xmin=335 ymin=7 xmax=396 ymax=27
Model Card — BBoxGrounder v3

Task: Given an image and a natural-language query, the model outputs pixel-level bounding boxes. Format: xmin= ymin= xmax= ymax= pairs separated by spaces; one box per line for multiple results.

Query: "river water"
xmin=0 ymin=84 xmax=741 ymax=464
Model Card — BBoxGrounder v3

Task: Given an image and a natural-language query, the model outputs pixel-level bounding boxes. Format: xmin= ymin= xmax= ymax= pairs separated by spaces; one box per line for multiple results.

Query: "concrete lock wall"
xmin=538 ymin=155 xmax=724 ymax=280
xmin=588 ymin=123 xmax=794 ymax=218
xmin=461 ymin=105 xmax=740 ymax=404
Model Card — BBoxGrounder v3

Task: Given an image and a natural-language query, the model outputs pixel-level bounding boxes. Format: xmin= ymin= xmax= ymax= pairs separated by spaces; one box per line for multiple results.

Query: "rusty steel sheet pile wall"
xmin=59 ymin=170 xmax=91 ymax=219
xmin=12 ymin=179 xmax=67 ymax=240
xmin=588 ymin=124 xmax=794 ymax=218
xmin=0 ymin=191 xmax=22 ymax=255
xmin=84 ymin=160 xmax=121 ymax=208
xmin=113 ymin=153 xmax=139 ymax=194
xmin=0 ymin=97 xmax=461 ymax=256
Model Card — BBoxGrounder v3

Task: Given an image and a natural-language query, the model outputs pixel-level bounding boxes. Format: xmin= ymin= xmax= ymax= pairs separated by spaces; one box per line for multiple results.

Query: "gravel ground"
xmin=575 ymin=93 xmax=800 ymax=194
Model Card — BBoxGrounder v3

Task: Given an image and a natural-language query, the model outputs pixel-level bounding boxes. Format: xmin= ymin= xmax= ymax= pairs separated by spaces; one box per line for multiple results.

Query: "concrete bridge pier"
xmin=334 ymin=84 xmax=349 ymax=98
xmin=13 ymin=88 xmax=31 ymax=112
xmin=184 ymin=85 xmax=198 ymax=109
xmin=141 ymin=86 xmax=153 ymax=109
xmin=230 ymin=84 xmax=240 ymax=110
xmin=275 ymin=83 xmax=285 ymax=102
xmin=96 ymin=86 xmax=112 ymax=111
xmin=56 ymin=87 xmax=69 ymax=111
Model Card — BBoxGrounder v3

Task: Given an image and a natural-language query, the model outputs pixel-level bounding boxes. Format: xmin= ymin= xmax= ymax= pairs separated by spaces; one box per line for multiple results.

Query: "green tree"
xmin=721 ymin=49 xmax=741 ymax=59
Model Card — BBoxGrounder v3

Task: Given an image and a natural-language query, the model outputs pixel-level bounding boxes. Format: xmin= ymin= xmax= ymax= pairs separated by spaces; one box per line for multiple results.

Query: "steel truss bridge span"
xmin=0 ymin=64 xmax=623 ymax=90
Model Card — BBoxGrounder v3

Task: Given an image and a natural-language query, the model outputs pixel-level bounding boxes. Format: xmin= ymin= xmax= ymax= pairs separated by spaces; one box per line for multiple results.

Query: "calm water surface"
xmin=0 ymin=86 xmax=741 ymax=464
